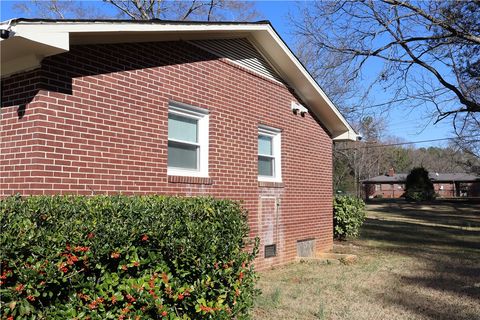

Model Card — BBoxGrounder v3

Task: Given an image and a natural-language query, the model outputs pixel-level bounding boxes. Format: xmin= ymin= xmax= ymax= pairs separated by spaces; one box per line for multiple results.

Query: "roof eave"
xmin=1 ymin=20 xmax=357 ymax=140
xmin=247 ymin=25 xmax=357 ymax=141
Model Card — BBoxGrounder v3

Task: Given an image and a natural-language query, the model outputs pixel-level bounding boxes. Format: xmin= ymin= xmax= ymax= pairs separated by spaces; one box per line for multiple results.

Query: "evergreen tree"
xmin=405 ymin=167 xmax=436 ymax=201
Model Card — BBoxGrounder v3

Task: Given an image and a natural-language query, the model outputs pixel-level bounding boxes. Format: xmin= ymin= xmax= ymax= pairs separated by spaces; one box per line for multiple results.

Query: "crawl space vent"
xmin=264 ymin=244 xmax=277 ymax=258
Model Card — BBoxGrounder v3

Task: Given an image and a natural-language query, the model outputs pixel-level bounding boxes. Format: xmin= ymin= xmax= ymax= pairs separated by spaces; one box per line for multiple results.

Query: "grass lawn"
xmin=253 ymin=200 xmax=480 ymax=320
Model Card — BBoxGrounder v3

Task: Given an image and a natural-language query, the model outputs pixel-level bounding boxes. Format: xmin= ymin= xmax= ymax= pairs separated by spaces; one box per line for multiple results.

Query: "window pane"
xmin=258 ymin=135 xmax=273 ymax=155
xmin=168 ymin=142 xmax=198 ymax=169
xmin=168 ymin=113 xmax=198 ymax=143
xmin=258 ymin=156 xmax=274 ymax=176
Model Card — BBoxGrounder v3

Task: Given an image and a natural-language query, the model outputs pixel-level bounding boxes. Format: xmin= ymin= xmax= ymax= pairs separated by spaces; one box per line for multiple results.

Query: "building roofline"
xmin=1 ymin=18 xmax=358 ymax=141
xmin=4 ymin=18 xmax=272 ymax=25
xmin=362 ymin=173 xmax=480 ymax=184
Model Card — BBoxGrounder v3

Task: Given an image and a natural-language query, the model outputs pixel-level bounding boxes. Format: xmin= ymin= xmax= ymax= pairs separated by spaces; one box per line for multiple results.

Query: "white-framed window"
xmin=167 ymin=101 xmax=209 ymax=177
xmin=258 ymin=125 xmax=282 ymax=182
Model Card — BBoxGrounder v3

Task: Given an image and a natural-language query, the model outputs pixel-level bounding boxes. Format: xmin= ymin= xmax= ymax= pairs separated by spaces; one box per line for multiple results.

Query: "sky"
xmin=0 ymin=0 xmax=455 ymax=148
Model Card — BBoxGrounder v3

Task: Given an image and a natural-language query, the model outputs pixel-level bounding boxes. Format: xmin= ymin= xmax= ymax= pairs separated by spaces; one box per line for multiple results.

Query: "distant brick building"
xmin=0 ymin=19 xmax=357 ymax=269
xmin=363 ymin=169 xmax=480 ymax=199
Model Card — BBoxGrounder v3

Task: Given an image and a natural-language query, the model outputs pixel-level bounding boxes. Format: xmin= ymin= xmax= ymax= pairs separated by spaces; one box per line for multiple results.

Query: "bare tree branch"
xmin=14 ymin=0 xmax=261 ymax=22
xmin=104 ymin=0 xmax=137 ymax=19
xmin=182 ymin=0 xmax=202 ymax=20
xmin=49 ymin=0 xmax=65 ymax=19
xmin=366 ymin=0 xmax=479 ymax=114
xmin=382 ymin=0 xmax=480 ymax=44
xmin=292 ymin=0 xmax=479 ymax=138
xmin=207 ymin=0 xmax=215 ymax=21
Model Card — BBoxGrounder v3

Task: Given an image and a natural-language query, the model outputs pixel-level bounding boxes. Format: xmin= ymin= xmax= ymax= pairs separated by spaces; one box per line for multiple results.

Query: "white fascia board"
xmin=249 ymin=26 xmax=358 ymax=141
xmin=2 ymin=20 xmax=358 ymax=140
xmin=331 ymin=130 xmax=360 ymax=141
xmin=11 ymin=21 xmax=269 ymax=34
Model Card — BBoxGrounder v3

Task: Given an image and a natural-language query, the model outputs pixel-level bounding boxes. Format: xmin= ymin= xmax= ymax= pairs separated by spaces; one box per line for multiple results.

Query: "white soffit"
xmin=0 ymin=32 xmax=69 ymax=76
xmin=0 ymin=19 xmax=357 ymax=141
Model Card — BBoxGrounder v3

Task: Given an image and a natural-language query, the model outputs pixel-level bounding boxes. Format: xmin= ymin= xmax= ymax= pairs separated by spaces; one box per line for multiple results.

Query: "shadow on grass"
xmin=364 ymin=218 xmax=479 ymax=251
xmin=378 ymin=287 xmax=480 ymax=320
xmin=368 ymin=200 xmax=480 ymax=228
xmin=358 ymin=201 xmax=480 ymax=320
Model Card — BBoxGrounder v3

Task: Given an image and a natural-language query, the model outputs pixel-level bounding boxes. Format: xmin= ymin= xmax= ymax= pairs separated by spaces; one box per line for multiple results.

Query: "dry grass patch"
xmin=254 ymin=200 xmax=480 ymax=320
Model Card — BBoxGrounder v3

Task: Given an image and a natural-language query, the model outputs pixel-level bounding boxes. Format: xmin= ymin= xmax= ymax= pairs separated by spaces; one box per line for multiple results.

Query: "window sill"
xmin=258 ymin=181 xmax=284 ymax=188
xmin=168 ymin=175 xmax=213 ymax=185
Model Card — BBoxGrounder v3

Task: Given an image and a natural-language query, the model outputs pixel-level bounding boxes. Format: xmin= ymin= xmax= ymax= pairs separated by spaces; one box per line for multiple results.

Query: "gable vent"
xmin=189 ymin=38 xmax=284 ymax=83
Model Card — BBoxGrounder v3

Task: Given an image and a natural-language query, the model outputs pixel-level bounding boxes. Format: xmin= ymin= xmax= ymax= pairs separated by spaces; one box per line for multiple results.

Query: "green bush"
xmin=404 ymin=167 xmax=436 ymax=201
xmin=333 ymin=196 xmax=366 ymax=240
xmin=0 ymin=195 xmax=259 ymax=319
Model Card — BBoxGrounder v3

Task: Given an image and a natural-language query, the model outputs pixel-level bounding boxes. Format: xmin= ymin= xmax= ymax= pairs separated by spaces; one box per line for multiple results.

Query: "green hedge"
xmin=333 ymin=196 xmax=366 ymax=240
xmin=0 ymin=195 xmax=259 ymax=319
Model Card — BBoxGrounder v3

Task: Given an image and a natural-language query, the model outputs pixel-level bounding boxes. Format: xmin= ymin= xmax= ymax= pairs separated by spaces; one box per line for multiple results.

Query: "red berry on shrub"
xmin=148 ymin=289 xmax=157 ymax=299
xmin=149 ymin=280 xmax=155 ymax=288
xmin=161 ymin=272 xmax=168 ymax=284
xmin=15 ymin=283 xmax=25 ymax=292
xmin=27 ymin=295 xmax=35 ymax=301
xmin=77 ymin=293 xmax=90 ymax=301
xmin=2 ymin=195 xmax=260 ymax=319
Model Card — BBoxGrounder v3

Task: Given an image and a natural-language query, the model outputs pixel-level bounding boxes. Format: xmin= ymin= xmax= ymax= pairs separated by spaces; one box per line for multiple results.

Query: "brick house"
xmin=363 ymin=169 xmax=480 ymax=199
xmin=0 ymin=19 xmax=357 ymax=269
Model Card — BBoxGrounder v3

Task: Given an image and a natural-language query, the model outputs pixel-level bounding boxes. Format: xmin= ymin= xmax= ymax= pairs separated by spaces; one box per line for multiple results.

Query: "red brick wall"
xmin=434 ymin=183 xmax=455 ymax=198
xmin=365 ymin=183 xmax=405 ymax=199
xmin=0 ymin=41 xmax=333 ymax=270
xmin=381 ymin=183 xmax=404 ymax=198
